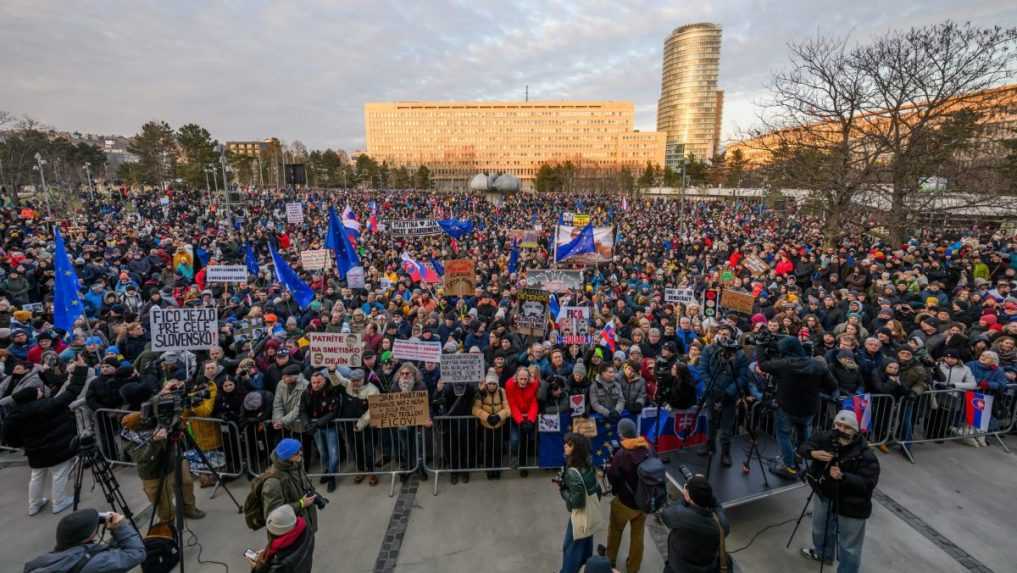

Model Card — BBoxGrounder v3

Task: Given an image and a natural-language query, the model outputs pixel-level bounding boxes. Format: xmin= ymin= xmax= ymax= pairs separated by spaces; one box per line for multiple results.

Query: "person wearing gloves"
xmin=659 ymin=475 xmax=732 ymax=573
xmin=473 ymin=368 xmax=511 ymax=479
xmin=24 ymin=509 xmax=145 ymax=573
xmin=934 ymin=349 xmax=978 ymax=446
xmin=262 ymin=438 xmax=319 ymax=533
xmin=248 ymin=504 xmax=315 ymax=573
xmin=335 ymin=367 xmax=380 ymax=486
xmin=505 ymin=366 xmax=539 ymax=476
xmin=590 ymin=365 xmax=625 ymax=422
xmin=798 ymin=410 xmax=880 ymax=573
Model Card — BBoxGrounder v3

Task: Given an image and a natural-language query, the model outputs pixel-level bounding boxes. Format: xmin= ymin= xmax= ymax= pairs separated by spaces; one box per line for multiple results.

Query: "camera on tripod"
xmin=140 ymin=381 xmax=211 ymax=430
xmin=745 ymin=330 xmax=780 ymax=360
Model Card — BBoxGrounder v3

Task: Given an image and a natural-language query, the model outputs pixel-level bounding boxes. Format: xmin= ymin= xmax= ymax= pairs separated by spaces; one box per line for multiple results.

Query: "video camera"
xmin=140 ymin=382 xmax=212 ymax=430
xmin=745 ymin=330 xmax=780 ymax=360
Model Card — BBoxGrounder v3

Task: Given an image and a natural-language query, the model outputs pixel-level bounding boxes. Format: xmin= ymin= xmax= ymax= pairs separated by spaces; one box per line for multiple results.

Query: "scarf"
xmin=621 ymin=436 xmax=649 ymax=450
xmin=261 ymin=517 xmax=307 ymax=564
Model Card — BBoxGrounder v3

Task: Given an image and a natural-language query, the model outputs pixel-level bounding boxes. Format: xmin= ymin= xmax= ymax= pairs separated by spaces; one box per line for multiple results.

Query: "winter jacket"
xmin=537 ymin=381 xmax=571 ymax=415
xmin=273 ymin=377 xmax=309 ymax=432
xmin=829 ymin=360 xmax=865 ymax=395
xmin=252 ymin=517 xmax=315 ymax=573
xmin=0 ymin=367 xmax=45 ymax=408
xmin=606 ymin=437 xmax=653 ymax=510
xmin=700 ymin=344 xmax=754 ymax=403
xmin=432 ymin=383 xmax=476 ymax=417
xmin=262 ymin=453 xmax=318 ymax=532
xmin=967 ymin=361 xmax=1008 ymax=391
xmin=798 ymin=430 xmax=880 ymax=519
xmin=182 ymin=381 xmax=220 ymax=452
xmin=660 ymin=502 xmax=732 ymax=573
xmin=559 ymin=464 xmax=600 ymax=512
xmin=23 ymin=521 xmax=146 ymax=573
xmin=299 ymin=381 xmax=342 ymax=432
xmin=589 ymin=377 xmax=624 ymax=417
xmin=938 ymin=363 xmax=976 ymax=390
xmin=336 ymin=375 xmax=379 ymax=431
xmin=505 ymin=377 xmax=538 ymax=424
xmin=757 ymin=356 xmax=835 ymax=418
xmin=5 ymin=367 xmax=86 ymax=468
xmin=898 ymin=359 xmax=932 ymax=396
xmin=472 ymin=387 xmax=511 ymax=429
xmin=619 ymin=373 xmax=648 ymax=413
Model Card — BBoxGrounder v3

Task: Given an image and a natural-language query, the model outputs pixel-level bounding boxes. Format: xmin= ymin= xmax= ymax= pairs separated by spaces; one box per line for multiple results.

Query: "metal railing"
xmin=423 ymin=416 xmax=541 ymax=495
xmin=814 ymin=393 xmax=899 ymax=447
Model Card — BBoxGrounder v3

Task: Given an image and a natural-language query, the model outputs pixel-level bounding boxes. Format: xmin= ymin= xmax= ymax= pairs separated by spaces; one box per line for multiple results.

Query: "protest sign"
xmin=557 ymin=306 xmax=593 ymax=345
xmin=515 ymin=288 xmax=549 ymax=336
xmin=150 ymin=307 xmax=218 ymax=351
xmin=440 ymin=353 xmax=485 ymax=384
xmin=300 ymin=249 xmax=330 ymax=271
xmin=569 ymin=394 xmax=586 ymax=416
xmin=205 ymin=264 xmax=248 ymax=283
xmin=553 ymin=225 xmax=614 ymax=264
xmin=561 ymin=212 xmax=591 ymax=226
xmin=308 ymin=333 xmax=363 ymax=368
xmin=22 ymin=302 xmax=44 ymax=313
xmin=508 ymin=228 xmax=541 ymax=249
xmin=368 ymin=391 xmax=430 ymax=428
xmin=571 ymin=417 xmax=598 ymax=438
xmin=443 ymin=259 xmax=476 ymax=297
xmin=665 ymin=287 xmax=696 ymax=305
xmin=525 ymin=269 xmax=583 ymax=293
xmin=346 ymin=266 xmax=365 ymax=289
xmin=285 ymin=202 xmax=304 ymax=224
xmin=539 ymin=414 xmax=561 ymax=433
xmin=393 ymin=339 xmax=443 ymax=363
xmin=720 ymin=289 xmax=755 ymax=315
xmin=744 ymin=255 xmax=769 ymax=276
xmin=388 ymin=219 xmax=442 ymax=236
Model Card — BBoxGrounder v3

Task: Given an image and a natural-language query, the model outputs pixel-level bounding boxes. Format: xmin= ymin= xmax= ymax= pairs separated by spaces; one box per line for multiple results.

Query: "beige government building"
xmin=363 ymin=100 xmax=665 ymax=188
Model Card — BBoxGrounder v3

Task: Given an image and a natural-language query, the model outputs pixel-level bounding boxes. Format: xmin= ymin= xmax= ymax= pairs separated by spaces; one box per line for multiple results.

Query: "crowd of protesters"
xmin=0 ymin=183 xmax=1014 ymax=524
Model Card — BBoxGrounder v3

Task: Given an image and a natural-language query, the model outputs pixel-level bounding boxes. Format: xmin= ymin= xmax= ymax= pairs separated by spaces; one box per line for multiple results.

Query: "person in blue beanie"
xmin=261 ymin=438 xmax=319 ymax=532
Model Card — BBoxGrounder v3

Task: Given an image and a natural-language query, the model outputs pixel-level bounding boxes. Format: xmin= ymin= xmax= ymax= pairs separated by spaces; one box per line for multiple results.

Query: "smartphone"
xmin=244 ymin=549 xmax=259 ymax=561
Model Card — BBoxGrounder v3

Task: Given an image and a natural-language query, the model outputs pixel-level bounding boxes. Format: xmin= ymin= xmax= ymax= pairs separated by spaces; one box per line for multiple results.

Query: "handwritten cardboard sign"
xmin=368 ymin=391 xmax=430 ymax=428
xmin=443 ymin=259 xmax=476 ymax=297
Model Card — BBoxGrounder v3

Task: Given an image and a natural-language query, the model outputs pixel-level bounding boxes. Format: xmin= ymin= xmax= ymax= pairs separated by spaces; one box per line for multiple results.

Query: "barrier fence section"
xmin=423 ymin=415 xmax=542 ymax=495
xmin=814 ymin=394 xmax=898 ymax=447
xmin=893 ymin=384 xmax=1017 ymax=463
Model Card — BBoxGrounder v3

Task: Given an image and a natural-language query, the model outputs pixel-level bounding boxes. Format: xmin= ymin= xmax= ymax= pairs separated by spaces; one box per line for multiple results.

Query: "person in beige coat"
xmin=472 ymin=368 xmax=511 ymax=479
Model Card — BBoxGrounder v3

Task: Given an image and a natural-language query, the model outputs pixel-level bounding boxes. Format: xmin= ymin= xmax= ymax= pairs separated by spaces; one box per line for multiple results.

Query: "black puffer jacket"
xmin=5 ymin=366 xmax=86 ymax=468
xmin=758 ymin=338 xmax=837 ymax=417
xmin=798 ymin=430 xmax=880 ymax=519
xmin=660 ymin=502 xmax=732 ymax=573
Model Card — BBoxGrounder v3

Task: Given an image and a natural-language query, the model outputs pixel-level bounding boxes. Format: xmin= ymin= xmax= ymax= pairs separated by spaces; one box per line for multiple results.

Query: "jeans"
xmin=29 ymin=458 xmax=75 ymax=513
xmin=775 ymin=409 xmax=812 ymax=467
xmin=510 ymin=421 xmax=535 ymax=467
xmin=706 ymin=399 xmax=736 ymax=451
xmin=606 ymin=497 xmax=646 ymax=573
xmin=561 ymin=519 xmax=593 ymax=573
xmin=313 ymin=426 xmax=340 ymax=474
xmin=812 ymin=496 xmax=866 ymax=573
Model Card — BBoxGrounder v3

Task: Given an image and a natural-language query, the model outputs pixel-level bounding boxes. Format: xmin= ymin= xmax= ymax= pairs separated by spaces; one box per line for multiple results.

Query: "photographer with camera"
xmin=659 ymin=474 xmax=732 ymax=573
xmin=24 ymin=509 xmax=146 ymax=573
xmin=247 ymin=438 xmax=320 ymax=534
xmin=699 ymin=325 xmax=753 ymax=467
xmin=756 ymin=336 xmax=836 ymax=480
xmin=798 ymin=411 xmax=880 ymax=572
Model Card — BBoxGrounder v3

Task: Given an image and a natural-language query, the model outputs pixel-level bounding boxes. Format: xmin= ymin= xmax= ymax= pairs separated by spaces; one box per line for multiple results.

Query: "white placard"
xmin=308 ymin=332 xmax=363 ymax=368
xmin=300 ymin=249 xmax=330 ymax=271
xmin=665 ymin=287 xmax=696 ymax=304
xmin=439 ymin=353 xmax=485 ymax=383
xmin=539 ymin=414 xmax=561 ymax=433
xmin=347 ymin=266 xmax=365 ymax=289
xmin=150 ymin=307 xmax=219 ymax=351
xmin=557 ymin=306 xmax=593 ymax=345
xmin=205 ymin=265 xmax=248 ymax=283
xmin=387 ymin=219 xmax=441 ymax=236
xmin=286 ymin=202 xmax=304 ymax=224
xmin=392 ymin=339 xmax=443 ymax=363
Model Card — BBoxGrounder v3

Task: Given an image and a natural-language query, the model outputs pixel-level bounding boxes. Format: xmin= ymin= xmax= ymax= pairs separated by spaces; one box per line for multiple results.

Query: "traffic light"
xmin=704 ymin=288 xmax=718 ymax=318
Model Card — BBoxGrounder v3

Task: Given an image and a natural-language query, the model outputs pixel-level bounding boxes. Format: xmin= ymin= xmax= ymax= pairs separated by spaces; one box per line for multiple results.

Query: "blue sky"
xmin=2 ymin=0 xmax=1014 ymax=152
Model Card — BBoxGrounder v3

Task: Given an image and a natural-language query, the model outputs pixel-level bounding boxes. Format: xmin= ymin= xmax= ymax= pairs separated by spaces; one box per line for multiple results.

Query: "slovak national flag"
xmin=342 ymin=205 xmax=361 ymax=239
xmin=965 ymin=391 xmax=993 ymax=432
xmin=841 ymin=393 xmax=873 ymax=433
xmin=401 ymin=253 xmax=439 ymax=283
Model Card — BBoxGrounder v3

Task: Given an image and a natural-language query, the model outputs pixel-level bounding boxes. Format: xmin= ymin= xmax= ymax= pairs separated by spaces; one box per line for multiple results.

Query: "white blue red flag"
xmin=600 ymin=319 xmax=617 ymax=352
xmin=400 ymin=253 xmax=439 ymax=283
xmin=342 ymin=205 xmax=361 ymax=239
xmin=965 ymin=391 xmax=993 ymax=432
xmin=841 ymin=393 xmax=873 ymax=433
xmin=367 ymin=201 xmax=378 ymax=234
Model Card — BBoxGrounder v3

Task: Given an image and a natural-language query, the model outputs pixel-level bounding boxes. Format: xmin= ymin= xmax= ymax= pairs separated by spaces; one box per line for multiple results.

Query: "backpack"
xmin=141 ymin=522 xmax=179 ymax=573
xmin=243 ymin=468 xmax=278 ymax=530
xmin=630 ymin=455 xmax=668 ymax=514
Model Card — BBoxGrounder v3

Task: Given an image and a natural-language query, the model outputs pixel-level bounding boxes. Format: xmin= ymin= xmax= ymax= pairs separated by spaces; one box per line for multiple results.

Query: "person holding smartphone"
xmin=246 ymin=504 xmax=314 ymax=573
xmin=24 ymin=509 xmax=145 ymax=572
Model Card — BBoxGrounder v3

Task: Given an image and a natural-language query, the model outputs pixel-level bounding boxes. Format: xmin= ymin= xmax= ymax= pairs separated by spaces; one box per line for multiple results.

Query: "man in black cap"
xmin=659 ymin=475 xmax=732 ymax=573
xmin=24 ymin=509 xmax=145 ymax=572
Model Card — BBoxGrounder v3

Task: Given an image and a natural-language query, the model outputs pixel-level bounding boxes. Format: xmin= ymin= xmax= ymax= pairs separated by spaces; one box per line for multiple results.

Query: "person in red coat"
xmin=505 ymin=366 xmax=539 ymax=476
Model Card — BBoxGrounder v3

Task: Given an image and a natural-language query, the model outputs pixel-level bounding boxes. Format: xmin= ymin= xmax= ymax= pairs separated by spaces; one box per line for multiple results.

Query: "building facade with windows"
xmin=363 ymin=101 xmax=665 ymax=188
xmin=656 ymin=23 xmax=724 ymax=168
xmin=226 ymin=138 xmax=282 ymax=159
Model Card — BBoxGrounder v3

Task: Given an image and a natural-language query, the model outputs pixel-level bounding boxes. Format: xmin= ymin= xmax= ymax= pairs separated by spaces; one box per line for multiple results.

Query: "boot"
xmin=720 ymin=447 xmax=732 ymax=468
xmin=326 ymin=477 xmax=337 ymax=493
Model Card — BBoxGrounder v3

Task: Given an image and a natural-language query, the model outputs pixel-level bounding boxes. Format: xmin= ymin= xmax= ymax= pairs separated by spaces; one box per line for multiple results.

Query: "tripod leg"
xmin=172 ymin=441 xmax=187 ymax=573
xmin=181 ymin=427 xmax=242 ymax=511
xmin=786 ymin=487 xmax=816 ymax=549
xmin=71 ymin=454 xmax=87 ymax=512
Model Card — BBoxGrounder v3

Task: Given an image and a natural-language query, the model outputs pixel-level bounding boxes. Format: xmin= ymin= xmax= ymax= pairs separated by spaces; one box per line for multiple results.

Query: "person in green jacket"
xmin=558 ymin=432 xmax=600 ymax=573
xmin=262 ymin=438 xmax=319 ymax=533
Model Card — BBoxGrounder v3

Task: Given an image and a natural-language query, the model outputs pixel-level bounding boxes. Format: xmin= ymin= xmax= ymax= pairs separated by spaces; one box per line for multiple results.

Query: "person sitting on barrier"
xmin=473 ymin=368 xmax=511 ymax=480
xmin=659 ymin=474 xmax=731 ymax=573
xmin=335 ymin=367 xmax=380 ymax=486
xmin=433 ymin=368 xmax=477 ymax=484
xmin=300 ymin=368 xmax=342 ymax=492
xmin=590 ymin=365 xmax=624 ymax=423
xmin=605 ymin=418 xmax=652 ymax=573
xmin=24 ymin=509 xmax=146 ymax=573
xmin=798 ymin=410 xmax=880 ymax=573
xmin=506 ymin=365 xmax=539 ymax=477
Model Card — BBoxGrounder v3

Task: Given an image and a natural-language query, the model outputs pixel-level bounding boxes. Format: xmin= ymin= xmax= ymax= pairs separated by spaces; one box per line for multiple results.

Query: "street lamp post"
xmin=84 ymin=162 xmax=96 ymax=203
xmin=217 ymin=144 xmax=230 ymax=216
xmin=33 ymin=152 xmax=52 ymax=218
xmin=203 ymin=166 xmax=212 ymax=195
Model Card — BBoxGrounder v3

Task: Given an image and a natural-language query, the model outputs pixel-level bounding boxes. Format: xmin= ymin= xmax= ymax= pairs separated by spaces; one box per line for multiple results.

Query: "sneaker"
xmin=800 ymin=548 xmax=833 ymax=565
xmin=183 ymin=508 xmax=207 ymax=520
xmin=878 ymin=444 xmax=890 ymax=454
xmin=769 ymin=465 xmax=798 ymax=481
xmin=319 ymin=477 xmax=329 ymax=485
xmin=353 ymin=475 xmax=366 ymax=484
xmin=520 ymin=469 xmax=529 ymax=478
xmin=29 ymin=498 xmax=49 ymax=516
xmin=52 ymin=498 xmax=74 ymax=515
xmin=977 ymin=437 xmax=988 ymax=448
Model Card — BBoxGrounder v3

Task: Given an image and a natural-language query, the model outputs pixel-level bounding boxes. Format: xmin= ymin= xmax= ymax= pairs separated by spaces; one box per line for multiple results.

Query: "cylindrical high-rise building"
xmin=657 ymin=23 xmax=723 ymax=168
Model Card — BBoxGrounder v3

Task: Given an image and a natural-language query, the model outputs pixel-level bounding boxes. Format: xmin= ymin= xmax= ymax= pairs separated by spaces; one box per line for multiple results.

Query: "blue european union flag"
xmin=53 ymin=228 xmax=84 ymax=332
xmin=326 ymin=207 xmax=360 ymax=279
xmin=268 ymin=242 xmax=315 ymax=309
xmin=508 ymin=240 xmax=520 ymax=274
xmin=244 ymin=243 xmax=259 ymax=277
xmin=555 ymin=224 xmax=595 ymax=263
xmin=430 ymin=258 xmax=445 ymax=277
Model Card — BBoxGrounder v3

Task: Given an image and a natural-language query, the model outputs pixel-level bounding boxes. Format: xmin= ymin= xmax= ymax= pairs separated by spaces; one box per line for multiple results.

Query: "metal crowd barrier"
xmin=245 ymin=419 xmax=423 ymax=497
xmin=813 ymin=394 xmax=898 ymax=447
xmin=893 ymin=384 xmax=1017 ymax=463
xmin=423 ymin=416 xmax=541 ymax=495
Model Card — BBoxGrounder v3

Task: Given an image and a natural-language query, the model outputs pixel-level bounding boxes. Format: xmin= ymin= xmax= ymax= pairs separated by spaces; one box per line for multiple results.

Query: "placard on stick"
xmin=286 ymin=203 xmax=304 ymax=224
xmin=205 ymin=265 xmax=248 ymax=284
xmin=443 ymin=259 xmax=476 ymax=297
xmin=150 ymin=307 xmax=219 ymax=351
xmin=719 ymin=289 xmax=755 ymax=315
xmin=368 ymin=391 xmax=430 ymax=428
xmin=308 ymin=333 xmax=362 ymax=368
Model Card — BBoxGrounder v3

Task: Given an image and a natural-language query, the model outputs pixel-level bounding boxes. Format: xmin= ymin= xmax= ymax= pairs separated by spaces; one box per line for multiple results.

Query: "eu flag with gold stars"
xmin=53 ymin=228 xmax=84 ymax=332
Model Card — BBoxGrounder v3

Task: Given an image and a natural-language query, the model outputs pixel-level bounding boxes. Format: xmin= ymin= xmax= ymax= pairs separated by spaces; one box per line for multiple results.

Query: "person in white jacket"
xmin=937 ymin=349 xmax=979 ymax=447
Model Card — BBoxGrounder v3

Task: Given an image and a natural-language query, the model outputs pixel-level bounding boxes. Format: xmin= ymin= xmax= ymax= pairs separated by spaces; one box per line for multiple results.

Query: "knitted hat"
xmin=85 ymin=336 xmax=103 ymax=346
xmin=572 ymin=361 xmax=587 ymax=377
xmin=617 ymin=418 xmax=637 ymax=439
xmin=55 ymin=509 xmax=100 ymax=550
xmin=119 ymin=382 xmax=153 ymax=410
xmin=834 ymin=409 xmax=860 ymax=433
xmin=13 ymin=310 xmax=31 ymax=322
xmin=484 ymin=368 xmax=499 ymax=385
xmin=274 ymin=438 xmax=302 ymax=461
xmin=266 ymin=504 xmax=298 ymax=536
xmin=242 ymin=392 xmax=264 ymax=412
xmin=347 ymin=368 xmax=365 ymax=382
xmin=685 ymin=475 xmax=716 ymax=508
xmin=612 ymin=350 xmax=626 ymax=362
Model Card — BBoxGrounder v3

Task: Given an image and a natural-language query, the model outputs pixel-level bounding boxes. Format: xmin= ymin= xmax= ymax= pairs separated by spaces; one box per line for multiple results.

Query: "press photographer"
xmin=246 ymin=438 xmax=321 ymax=535
xmin=659 ymin=475 xmax=732 ymax=573
xmin=756 ymin=336 xmax=836 ymax=480
xmin=798 ymin=411 xmax=880 ymax=572
xmin=24 ymin=509 xmax=146 ymax=573
xmin=700 ymin=324 xmax=754 ymax=467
